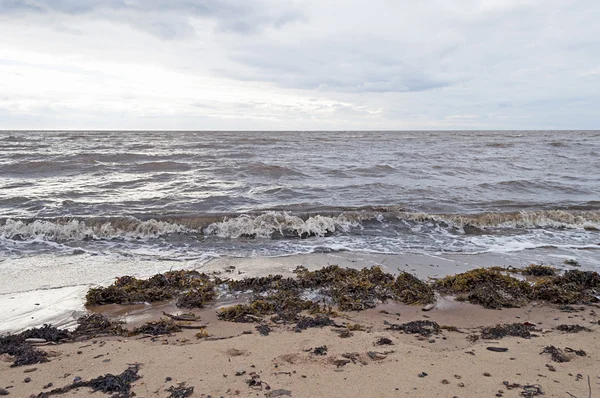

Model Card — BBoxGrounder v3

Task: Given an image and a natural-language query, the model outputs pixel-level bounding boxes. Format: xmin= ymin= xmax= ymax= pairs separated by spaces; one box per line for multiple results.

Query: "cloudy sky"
xmin=0 ymin=0 xmax=599 ymax=130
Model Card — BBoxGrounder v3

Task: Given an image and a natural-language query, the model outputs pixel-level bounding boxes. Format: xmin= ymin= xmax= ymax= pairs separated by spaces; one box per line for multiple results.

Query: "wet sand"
xmin=2 ymin=299 xmax=599 ymax=397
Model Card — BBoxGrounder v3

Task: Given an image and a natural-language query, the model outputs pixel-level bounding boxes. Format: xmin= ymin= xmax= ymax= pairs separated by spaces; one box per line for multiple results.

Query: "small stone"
xmin=483 ymin=372 xmax=491 ymax=377
xmin=418 ymin=372 xmax=428 ymax=378
xmin=458 ymin=382 xmax=465 ymax=387
xmin=236 ymin=369 xmax=246 ymax=376
xmin=23 ymin=368 xmax=37 ymax=373
xmin=441 ymin=379 xmax=450 ymax=385
xmin=166 ymin=377 xmax=172 ymax=381
xmin=73 ymin=377 xmax=82 ymax=383
xmin=422 ymin=304 xmax=435 ymax=311
xmin=43 ymin=383 xmax=53 ymax=389
xmin=454 ymin=374 xmax=462 ymax=379
xmin=0 ymin=388 xmax=8 ymax=396
xmin=24 ymin=378 xmax=31 ymax=383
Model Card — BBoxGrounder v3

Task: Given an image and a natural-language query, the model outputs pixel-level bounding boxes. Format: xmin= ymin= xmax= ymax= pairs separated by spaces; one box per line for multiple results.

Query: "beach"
xmin=2 ymin=292 xmax=599 ymax=397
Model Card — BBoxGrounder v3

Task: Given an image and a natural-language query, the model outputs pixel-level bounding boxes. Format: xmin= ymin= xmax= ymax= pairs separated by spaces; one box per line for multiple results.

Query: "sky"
xmin=0 ymin=0 xmax=599 ymax=130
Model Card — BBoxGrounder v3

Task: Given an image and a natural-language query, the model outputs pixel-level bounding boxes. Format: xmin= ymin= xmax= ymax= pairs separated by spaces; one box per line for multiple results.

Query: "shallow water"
xmin=1 ymin=130 xmax=599 ymax=332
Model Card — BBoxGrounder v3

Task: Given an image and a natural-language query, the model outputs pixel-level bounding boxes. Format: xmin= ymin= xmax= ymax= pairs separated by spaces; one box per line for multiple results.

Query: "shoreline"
xmin=1 ymin=250 xmax=595 ymax=334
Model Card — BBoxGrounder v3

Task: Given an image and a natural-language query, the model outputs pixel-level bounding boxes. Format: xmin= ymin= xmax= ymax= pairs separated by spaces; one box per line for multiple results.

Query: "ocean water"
xmin=1 ymin=130 xmax=600 ymax=331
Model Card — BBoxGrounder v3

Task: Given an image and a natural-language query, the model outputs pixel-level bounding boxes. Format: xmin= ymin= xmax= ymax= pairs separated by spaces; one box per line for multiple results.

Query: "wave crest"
xmin=203 ymin=211 xmax=362 ymax=238
xmin=0 ymin=219 xmax=187 ymax=241
xmin=395 ymin=210 xmax=600 ymax=230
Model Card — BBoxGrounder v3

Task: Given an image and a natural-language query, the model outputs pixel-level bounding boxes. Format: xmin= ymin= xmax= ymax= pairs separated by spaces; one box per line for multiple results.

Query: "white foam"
xmin=203 ymin=211 xmax=363 ymax=239
xmin=0 ymin=218 xmax=188 ymax=241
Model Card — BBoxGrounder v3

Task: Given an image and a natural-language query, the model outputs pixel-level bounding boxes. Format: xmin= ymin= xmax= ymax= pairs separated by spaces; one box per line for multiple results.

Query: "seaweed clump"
xmin=532 ymin=269 xmax=600 ymax=304
xmin=541 ymin=346 xmax=569 ymax=363
xmin=294 ymin=314 xmax=336 ymax=332
xmin=226 ymin=275 xmax=299 ymax=293
xmin=131 ymin=318 xmax=181 ymax=336
xmin=521 ymin=264 xmax=556 ymax=277
xmin=0 ymin=325 xmax=71 ymax=367
xmin=294 ymin=265 xmax=433 ymax=310
xmin=555 ymin=324 xmax=591 ymax=333
xmin=217 ymin=290 xmax=321 ymax=323
xmin=86 ymin=270 xmax=215 ymax=306
xmin=74 ymin=314 xmax=126 ymax=337
xmin=37 ymin=364 xmax=141 ymax=398
xmin=434 ymin=268 xmax=532 ymax=309
xmin=166 ymin=383 xmax=194 ymax=398
xmin=384 ymin=320 xmax=440 ymax=337
xmin=480 ymin=323 xmax=538 ymax=339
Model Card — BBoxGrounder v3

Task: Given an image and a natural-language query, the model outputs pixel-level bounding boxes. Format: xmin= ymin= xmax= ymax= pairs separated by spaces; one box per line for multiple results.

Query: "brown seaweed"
xmin=86 ymin=270 xmax=214 ymax=306
xmin=434 ymin=268 xmax=532 ymax=309
xmin=480 ymin=323 xmax=538 ymax=339
xmin=36 ymin=365 xmax=141 ymax=397
xmin=384 ymin=320 xmax=440 ymax=337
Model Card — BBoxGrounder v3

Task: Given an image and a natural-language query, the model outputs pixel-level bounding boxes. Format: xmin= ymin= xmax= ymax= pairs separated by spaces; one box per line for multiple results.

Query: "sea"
xmin=1 ymin=130 xmax=600 ymax=331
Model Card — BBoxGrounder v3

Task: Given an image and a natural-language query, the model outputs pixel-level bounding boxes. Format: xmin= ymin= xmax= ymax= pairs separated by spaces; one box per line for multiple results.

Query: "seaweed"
xmin=256 ymin=324 xmax=271 ymax=336
xmin=20 ymin=324 xmax=71 ymax=343
xmin=36 ymin=364 xmax=141 ymax=397
xmin=293 ymin=265 xmax=433 ymax=310
xmin=555 ymin=324 xmax=591 ymax=333
xmin=540 ymin=346 xmax=569 ymax=363
xmin=375 ymin=337 xmax=394 ymax=346
xmin=294 ymin=315 xmax=335 ymax=332
xmin=74 ymin=314 xmax=126 ymax=337
xmin=217 ymin=290 xmax=320 ymax=323
xmin=176 ymin=283 xmax=217 ymax=309
xmin=86 ymin=270 xmax=214 ymax=306
xmin=532 ymin=269 xmax=600 ymax=304
xmin=564 ymin=347 xmax=586 ymax=357
xmin=227 ymin=275 xmax=298 ymax=293
xmin=384 ymin=320 xmax=440 ymax=337
xmin=521 ymin=264 xmax=556 ymax=277
xmin=392 ymin=272 xmax=435 ymax=304
xmin=166 ymin=383 xmax=194 ymax=398
xmin=434 ymin=268 xmax=532 ymax=309
xmin=0 ymin=325 xmax=71 ymax=367
xmin=131 ymin=318 xmax=181 ymax=335
xmin=480 ymin=323 xmax=538 ymax=339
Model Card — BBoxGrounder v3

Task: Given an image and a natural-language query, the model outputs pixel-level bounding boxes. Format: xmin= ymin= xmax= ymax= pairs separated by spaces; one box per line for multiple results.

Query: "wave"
xmin=242 ymin=162 xmax=308 ymax=178
xmin=0 ymin=219 xmax=188 ymax=241
xmin=0 ymin=208 xmax=599 ymax=242
xmin=203 ymin=211 xmax=363 ymax=239
xmin=396 ymin=209 xmax=600 ymax=230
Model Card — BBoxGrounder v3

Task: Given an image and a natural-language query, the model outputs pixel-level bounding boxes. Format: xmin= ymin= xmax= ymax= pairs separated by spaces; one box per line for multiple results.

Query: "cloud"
xmin=0 ymin=0 xmax=599 ymax=129
xmin=0 ymin=0 xmax=305 ymax=38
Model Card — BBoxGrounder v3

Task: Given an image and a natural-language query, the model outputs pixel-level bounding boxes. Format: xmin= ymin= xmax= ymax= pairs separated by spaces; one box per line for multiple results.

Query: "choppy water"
xmin=1 ymin=130 xmax=600 ymax=262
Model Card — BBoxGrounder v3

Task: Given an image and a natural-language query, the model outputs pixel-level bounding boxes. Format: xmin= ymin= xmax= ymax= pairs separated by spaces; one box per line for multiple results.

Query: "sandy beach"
xmin=2 ymin=277 xmax=600 ymax=397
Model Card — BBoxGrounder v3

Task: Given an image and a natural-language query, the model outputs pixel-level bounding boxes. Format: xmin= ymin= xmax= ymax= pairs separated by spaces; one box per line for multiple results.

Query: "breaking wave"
xmin=0 ymin=208 xmax=599 ymax=242
xmin=203 ymin=211 xmax=363 ymax=239
xmin=0 ymin=219 xmax=188 ymax=241
xmin=397 ymin=209 xmax=600 ymax=230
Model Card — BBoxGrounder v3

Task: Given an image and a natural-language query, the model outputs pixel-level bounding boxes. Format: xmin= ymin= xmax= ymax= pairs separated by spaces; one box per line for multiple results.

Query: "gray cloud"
xmin=0 ymin=0 xmax=305 ymax=37
xmin=1 ymin=0 xmax=600 ymax=129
